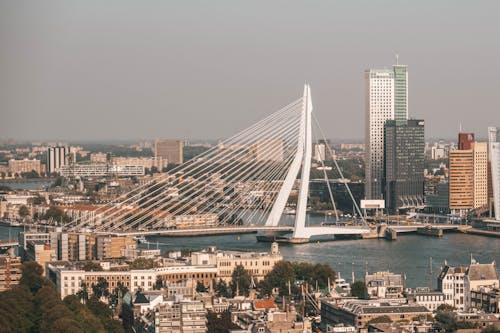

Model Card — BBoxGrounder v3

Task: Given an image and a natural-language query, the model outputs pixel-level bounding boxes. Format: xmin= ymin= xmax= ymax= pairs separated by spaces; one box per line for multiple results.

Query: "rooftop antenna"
xmin=395 ymin=54 xmax=399 ymax=65
xmin=460 ymin=122 xmax=463 ymax=133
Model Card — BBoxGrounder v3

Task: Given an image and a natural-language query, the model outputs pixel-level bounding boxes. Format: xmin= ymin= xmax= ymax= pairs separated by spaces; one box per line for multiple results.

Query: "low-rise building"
xmin=405 ymin=288 xmax=445 ymax=311
xmin=191 ymin=242 xmax=282 ymax=283
xmin=320 ymin=299 xmax=431 ymax=329
xmin=465 ymin=261 xmax=499 ymax=310
xmin=437 ymin=262 xmax=467 ymax=310
xmin=470 ymin=287 xmax=500 ymax=313
xmin=365 ymin=271 xmax=404 ymax=299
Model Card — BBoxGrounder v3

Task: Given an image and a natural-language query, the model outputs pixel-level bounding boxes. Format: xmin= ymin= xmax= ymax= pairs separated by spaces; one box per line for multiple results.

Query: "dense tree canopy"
xmin=0 ymin=260 xmax=123 ymax=333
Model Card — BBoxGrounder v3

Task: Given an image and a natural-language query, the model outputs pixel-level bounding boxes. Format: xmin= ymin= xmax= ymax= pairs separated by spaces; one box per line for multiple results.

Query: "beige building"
xmin=465 ymin=261 xmax=499 ymax=310
xmin=47 ymin=262 xmax=218 ymax=299
xmin=26 ymin=241 xmax=55 ymax=274
xmin=95 ymin=235 xmax=136 ymax=259
xmin=194 ymin=242 xmax=283 ymax=283
xmin=155 ymin=139 xmax=183 ymax=165
xmin=473 ymin=142 xmax=488 ymax=208
xmin=449 ymin=149 xmax=475 ymax=213
xmin=449 ymin=142 xmax=489 ymax=215
xmin=8 ymin=158 xmax=41 ymax=175
xmin=0 ymin=254 xmax=22 ymax=292
xmin=112 ymin=156 xmax=165 ymax=171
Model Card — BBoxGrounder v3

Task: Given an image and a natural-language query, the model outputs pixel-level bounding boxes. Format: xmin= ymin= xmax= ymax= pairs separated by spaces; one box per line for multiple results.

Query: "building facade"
xmin=449 ymin=149 xmax=475 ymax=214
xmin=490 ymin=127 xmax=500 ymax=221
xmin=47 ymin=146 xmax=72 ymax=174
xmin=365 ymin=63 xmax=409 ymax=201
xmin=0 ymin=254 xmax=22 ymax=292
xmin=8 ymin=159 xmax=41 ymax=175
xmin=365 ymin=68 xmax=395 ymax=200
xmin=383 ymin=119 xmax=425 ymax=213
xmin=155 ymin=139 xmax=183 ymax=165
xmin=437 ymin=263 xmax=467 ymax=310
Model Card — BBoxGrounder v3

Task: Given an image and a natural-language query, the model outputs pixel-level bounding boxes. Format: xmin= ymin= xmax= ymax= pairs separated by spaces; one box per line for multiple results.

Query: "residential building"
xmin=365 ymin=271 xmax=404 ymax=299
xmin=365 ymin=68 xmax=395 ymax=200
xmin=47 ymin=146 xmax=73 ymax=174
xmin=0 ymin=254 xmax=22 ymax=291
xmin=383 ymin=119 xmax=425 ymax=213
xmin=437 ymin=262 xmax=467 ymax=310
xmin=474 ymin=142 xmax=488 ymax=209
xmin=470 ymin=287 xmax=500 ymax=313
xmin=8 ymin=159 xmax=41 ymax=175
xmin=464 ymin=261 xmax=499 ymax=310
xmin=95 ymin=235 xmax=136 ymax=259
xmin=59 ymin=164 xmax=145 ymax=177
xmin=365 ymin=61 xmax=409 ymax=201
xmin=449 ymin=134 xmax=489 ymax=216
xmin=449 ymin=149 xmax=474 ymax=213
xmin=489 ymin=127 xmax=500 ymax=220
xmin=155 ymin=139 xmax=183 ymax=165
xmin=25 ymin=241 xmax=55 ymax=274
xmin=134 ymin=296 xmax=207 ymax=333
xmin=405 ymin=288 xmax=445 ymax=311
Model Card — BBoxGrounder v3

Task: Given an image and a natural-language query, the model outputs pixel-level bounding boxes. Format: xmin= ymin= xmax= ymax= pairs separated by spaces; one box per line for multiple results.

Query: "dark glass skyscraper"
xmin=384 ymin=119 xmax=425 ymax=213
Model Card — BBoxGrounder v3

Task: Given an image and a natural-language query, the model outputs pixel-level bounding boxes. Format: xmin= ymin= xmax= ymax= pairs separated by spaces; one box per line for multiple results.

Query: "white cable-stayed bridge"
xmin=67 ymin=85 xmax=370 ymax=243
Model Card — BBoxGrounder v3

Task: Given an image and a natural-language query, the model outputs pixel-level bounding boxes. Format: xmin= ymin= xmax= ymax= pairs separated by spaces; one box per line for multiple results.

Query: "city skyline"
xmin=1 ymin=1 xmax=500 ymax=141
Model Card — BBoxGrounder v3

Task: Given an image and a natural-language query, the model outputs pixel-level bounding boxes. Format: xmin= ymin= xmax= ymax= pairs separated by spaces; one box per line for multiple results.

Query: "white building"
xmin=59 ymin=164 xmax=145 ymax=177
xmin=437 ymin=263 xmax=467 ymax=310
xmin=489 ymin=127 xmax=500 ymax=220
xmin=365 ymin=67 xmax=398 ymax=200
xmin=47 ymin=146 xmax=73 ymax=174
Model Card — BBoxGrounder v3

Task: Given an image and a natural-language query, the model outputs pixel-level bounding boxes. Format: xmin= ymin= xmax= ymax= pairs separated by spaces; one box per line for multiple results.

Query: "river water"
xmin=2 ymin=220 xmax=499 ymax=288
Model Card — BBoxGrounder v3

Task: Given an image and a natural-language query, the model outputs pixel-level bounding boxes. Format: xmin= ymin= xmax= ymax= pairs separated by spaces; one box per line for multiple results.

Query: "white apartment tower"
xmin=365 ymin=63 xmax=408 ymax=199
xmin=490 ymin=127 xmax=500 ymax=220
xmin=47 ymin=146 xmax=72 ymax=174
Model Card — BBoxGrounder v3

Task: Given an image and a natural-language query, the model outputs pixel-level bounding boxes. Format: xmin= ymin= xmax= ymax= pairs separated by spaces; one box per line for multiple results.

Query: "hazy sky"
xmin=1 ymin=0 xmax=499 ymax=142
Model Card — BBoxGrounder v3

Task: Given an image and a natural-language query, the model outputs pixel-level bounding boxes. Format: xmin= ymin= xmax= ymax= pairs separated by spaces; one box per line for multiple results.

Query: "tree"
xmin=215 ymin=279 xmax=231 ymax=298
xmin=350 ymin=281 xmax=367 ymax=299
xmin=76 ymin=282 xmax=89 ymax=303
xmin=154 ymin=277 xmax=164 ymax=290
xmin=18 ymin=205 xmax=30 ymax=218
xmin=437 ymin=304 xmax=455 ymax=312
xmin=435 ymin=312 xmax=457 ymax=333
xmin=43 ymin=206 xmax=70 ymax=224
xmin=230 ymin=265 xmax=251 ymax=296
xmin=206 ymin=310 xmax=239 ymax=333
xmin=92 ymin=277 xmax=110 ymax=299
xmin=20 ymin=261 xmax=45 ymax=293
xmin=481 ymin=326 xmax=500 ymax=333
xmin=196 ymin=281 xmax=208 ymax=293
xmin=259 ymin=260 xmax=296 ymax=296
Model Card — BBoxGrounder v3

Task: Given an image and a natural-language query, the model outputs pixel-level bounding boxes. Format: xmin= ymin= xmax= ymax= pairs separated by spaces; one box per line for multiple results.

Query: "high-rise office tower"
xmin=384 ymin=119 xmax=425 ymax=213
xmin=365 ymin=62 xmax=408 ymax=200
xmin=154 ymin=139 xmax=183 ymax=165
xmin=47 ymin=146 xmax=72 ymax=174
